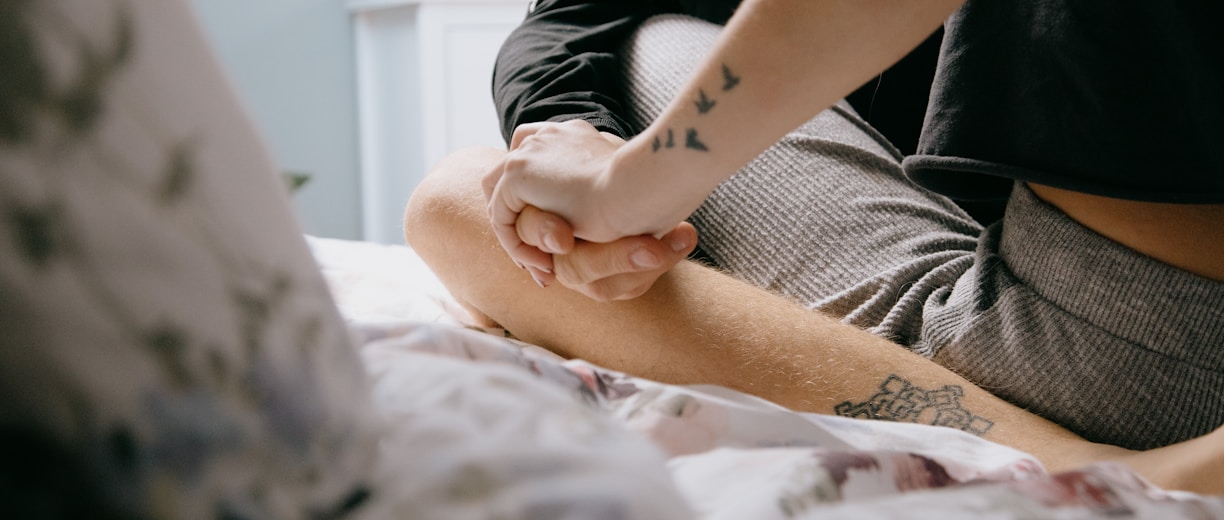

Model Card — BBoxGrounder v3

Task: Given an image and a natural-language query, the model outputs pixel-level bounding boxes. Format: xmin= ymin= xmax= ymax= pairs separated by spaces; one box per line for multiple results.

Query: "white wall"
xmin=350 ymin=1 xmax=527 ymax=243
xmin=188 ymin=0 xmax=363 ymax=240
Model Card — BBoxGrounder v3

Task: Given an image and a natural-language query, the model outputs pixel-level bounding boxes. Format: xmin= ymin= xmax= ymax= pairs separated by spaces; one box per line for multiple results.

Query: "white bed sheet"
xmin=308 ymin=236 xmax=1224 ymax=519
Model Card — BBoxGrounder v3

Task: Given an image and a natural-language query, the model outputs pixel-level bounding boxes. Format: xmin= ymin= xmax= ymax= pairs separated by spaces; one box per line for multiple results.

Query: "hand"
xmin=482 ymin=120 xmax=648 ymax=276
xmin=515 ymin=205 xmax=698 ymax=300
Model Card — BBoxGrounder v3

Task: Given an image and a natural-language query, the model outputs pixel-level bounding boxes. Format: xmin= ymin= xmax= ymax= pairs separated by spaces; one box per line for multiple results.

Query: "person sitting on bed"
xmin=403 ymin=0 xmax=1224 ymax=493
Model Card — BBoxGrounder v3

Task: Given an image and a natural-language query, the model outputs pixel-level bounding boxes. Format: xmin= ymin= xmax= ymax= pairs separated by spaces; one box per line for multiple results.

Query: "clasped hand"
xmin=482 ymin=120 xmax=697 ymax=301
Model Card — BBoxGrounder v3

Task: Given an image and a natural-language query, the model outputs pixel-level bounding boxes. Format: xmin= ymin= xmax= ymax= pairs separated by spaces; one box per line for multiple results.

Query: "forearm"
xmin=606 ymin=0 xmax=965 ymax=235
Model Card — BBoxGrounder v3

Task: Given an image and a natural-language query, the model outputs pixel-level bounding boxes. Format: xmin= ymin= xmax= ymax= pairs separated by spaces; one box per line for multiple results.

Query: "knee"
xmin=403 ymin=146 xmax=504 ymax=260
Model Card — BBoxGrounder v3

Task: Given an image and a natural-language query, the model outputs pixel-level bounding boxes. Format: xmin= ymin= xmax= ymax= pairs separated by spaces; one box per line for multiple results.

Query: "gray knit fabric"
xmin=619 ymin=15 xmax=1223 ymax=450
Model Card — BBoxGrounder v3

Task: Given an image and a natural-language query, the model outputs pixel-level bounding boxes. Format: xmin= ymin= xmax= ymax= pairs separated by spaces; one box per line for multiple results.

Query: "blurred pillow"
xmin=0 ymin=1 xmax=380 ymax=518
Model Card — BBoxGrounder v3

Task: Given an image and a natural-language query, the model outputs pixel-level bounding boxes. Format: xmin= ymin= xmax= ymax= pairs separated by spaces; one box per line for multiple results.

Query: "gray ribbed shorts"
xmin=621 ymin=15 xmax=1224 ymax=450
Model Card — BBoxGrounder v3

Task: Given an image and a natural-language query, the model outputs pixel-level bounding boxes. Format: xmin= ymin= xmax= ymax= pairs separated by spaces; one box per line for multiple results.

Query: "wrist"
xmin=608 ymin=130 xmax=719 ymax=236
xmin=599 ymin=136 xmax=657 ymax=236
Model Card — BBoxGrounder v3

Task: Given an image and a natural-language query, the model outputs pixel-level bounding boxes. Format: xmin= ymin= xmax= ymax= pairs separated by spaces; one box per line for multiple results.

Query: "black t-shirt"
xmin=904 ymin=0 xmax=1224 ymax=203
xmin=494 ymin=0 xmax=1222 ymax=204
xmin=491 ymin=0 xmax=937 ymax=155
xmin=492 ymin=0 xmax=740 ymax=143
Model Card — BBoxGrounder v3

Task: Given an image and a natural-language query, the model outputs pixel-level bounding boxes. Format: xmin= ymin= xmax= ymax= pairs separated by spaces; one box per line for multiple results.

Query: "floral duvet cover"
xmin=312 ymin=236 xmax=1224 ymax=519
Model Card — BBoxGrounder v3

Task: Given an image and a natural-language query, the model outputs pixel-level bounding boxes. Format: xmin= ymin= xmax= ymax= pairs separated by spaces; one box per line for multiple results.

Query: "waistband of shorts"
xmin=999 ymin=182 xmax=1224 ymax=370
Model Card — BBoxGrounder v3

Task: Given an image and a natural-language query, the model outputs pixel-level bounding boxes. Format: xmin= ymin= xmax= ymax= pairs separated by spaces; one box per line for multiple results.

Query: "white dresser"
xmin=348 ymin=0 xmax=529 ymax=243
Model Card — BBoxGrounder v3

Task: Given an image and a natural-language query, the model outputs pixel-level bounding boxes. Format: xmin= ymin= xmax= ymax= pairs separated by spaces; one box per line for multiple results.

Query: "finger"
xmin=509 ymin=122 xmax=549 ymax=151
xmin=493 ymin=219 xmax=553 ymax=272
xmin=493 ymin=220 xmax=555 ymax=273
xmin=598 ymin=131 xmax=627 ymax=145
xmin=567 ymin=224 xmax=698 ymax=302
xmin=525 ymin=265 xmax=555 ymax=288
xmin=555 ymin=222 xmax=697 ymax=287
xmin=659 ymin=222 xmax=699 ymax=258
xmin=554 ymin=238 xmax=657 ymax=287
xmin=576 ymin=272 xmax=658 ymax=303
xmin=488 ymin=183 xmax=554 ymax=273
xmin=517 ymin=205 xmax=575 ymax=255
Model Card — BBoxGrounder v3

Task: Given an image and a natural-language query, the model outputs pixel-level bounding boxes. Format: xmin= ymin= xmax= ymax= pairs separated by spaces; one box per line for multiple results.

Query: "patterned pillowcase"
xmin=0 ymin=1 xmax=380 ymax=518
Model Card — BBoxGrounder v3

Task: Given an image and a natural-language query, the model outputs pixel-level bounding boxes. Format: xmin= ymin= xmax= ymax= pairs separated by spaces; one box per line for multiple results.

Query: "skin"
xmin=1028 ymin=184 xmax=1224 ymax=283
xmin=406 ymin=146 xmax=1224 ymax=495
xmin=403 ymin=145 xmax=1224 ymax=489
xmin=484 ymin=129 xmax=698 ymax=291
xmin=485 ymin=0 xmax=968 ymax=274
xmin=445 ymin=0 xmax=1224 ymax=494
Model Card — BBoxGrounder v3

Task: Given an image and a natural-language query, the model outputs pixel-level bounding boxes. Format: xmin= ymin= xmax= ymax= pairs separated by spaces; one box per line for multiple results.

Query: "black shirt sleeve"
xmin=491 ymin=0 xmax=738 ymax=144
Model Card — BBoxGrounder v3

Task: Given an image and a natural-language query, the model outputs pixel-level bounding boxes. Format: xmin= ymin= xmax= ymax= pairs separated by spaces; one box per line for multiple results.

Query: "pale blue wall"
xmin=188 ymin=0 xmax=362 ymax=240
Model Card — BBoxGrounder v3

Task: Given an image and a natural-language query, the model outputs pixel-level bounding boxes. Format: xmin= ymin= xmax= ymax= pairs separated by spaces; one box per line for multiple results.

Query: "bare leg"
xmin=406 ymin=147 xmax=843 ymax=401
xmin=402 ymin=146 xmax=1145 ymax=474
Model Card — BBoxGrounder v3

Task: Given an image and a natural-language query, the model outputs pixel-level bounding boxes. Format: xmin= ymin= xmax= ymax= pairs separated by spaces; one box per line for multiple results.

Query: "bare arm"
xmin=605 ymin=0 xmax=965 ymax=235
xmin=487 ymin=0 xmax=965 ymax=255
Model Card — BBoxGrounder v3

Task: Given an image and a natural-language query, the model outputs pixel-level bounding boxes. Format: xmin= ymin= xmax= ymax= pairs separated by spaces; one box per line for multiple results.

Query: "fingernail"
xmin=669 ymin=235 xmax=691 ymax=253
xmin=543 ymin=234 xmax=562 ymax=254
xmin=530 ymin=271 xmax=550 ymax=288
xmin=630 ymin=248 xmax=661 ymax=269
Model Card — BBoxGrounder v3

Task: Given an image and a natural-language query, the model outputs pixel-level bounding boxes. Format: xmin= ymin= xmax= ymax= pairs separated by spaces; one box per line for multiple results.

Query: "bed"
xmin=3 ymin=0 xmax=1221 ymax=517
xmin=307 ymin=236 xmax=1224 ymax=519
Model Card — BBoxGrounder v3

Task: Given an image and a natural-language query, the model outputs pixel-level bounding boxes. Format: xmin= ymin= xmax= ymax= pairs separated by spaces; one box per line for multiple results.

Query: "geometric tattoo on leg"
xmin=834 ymin=374 xmax=995 ymax=436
